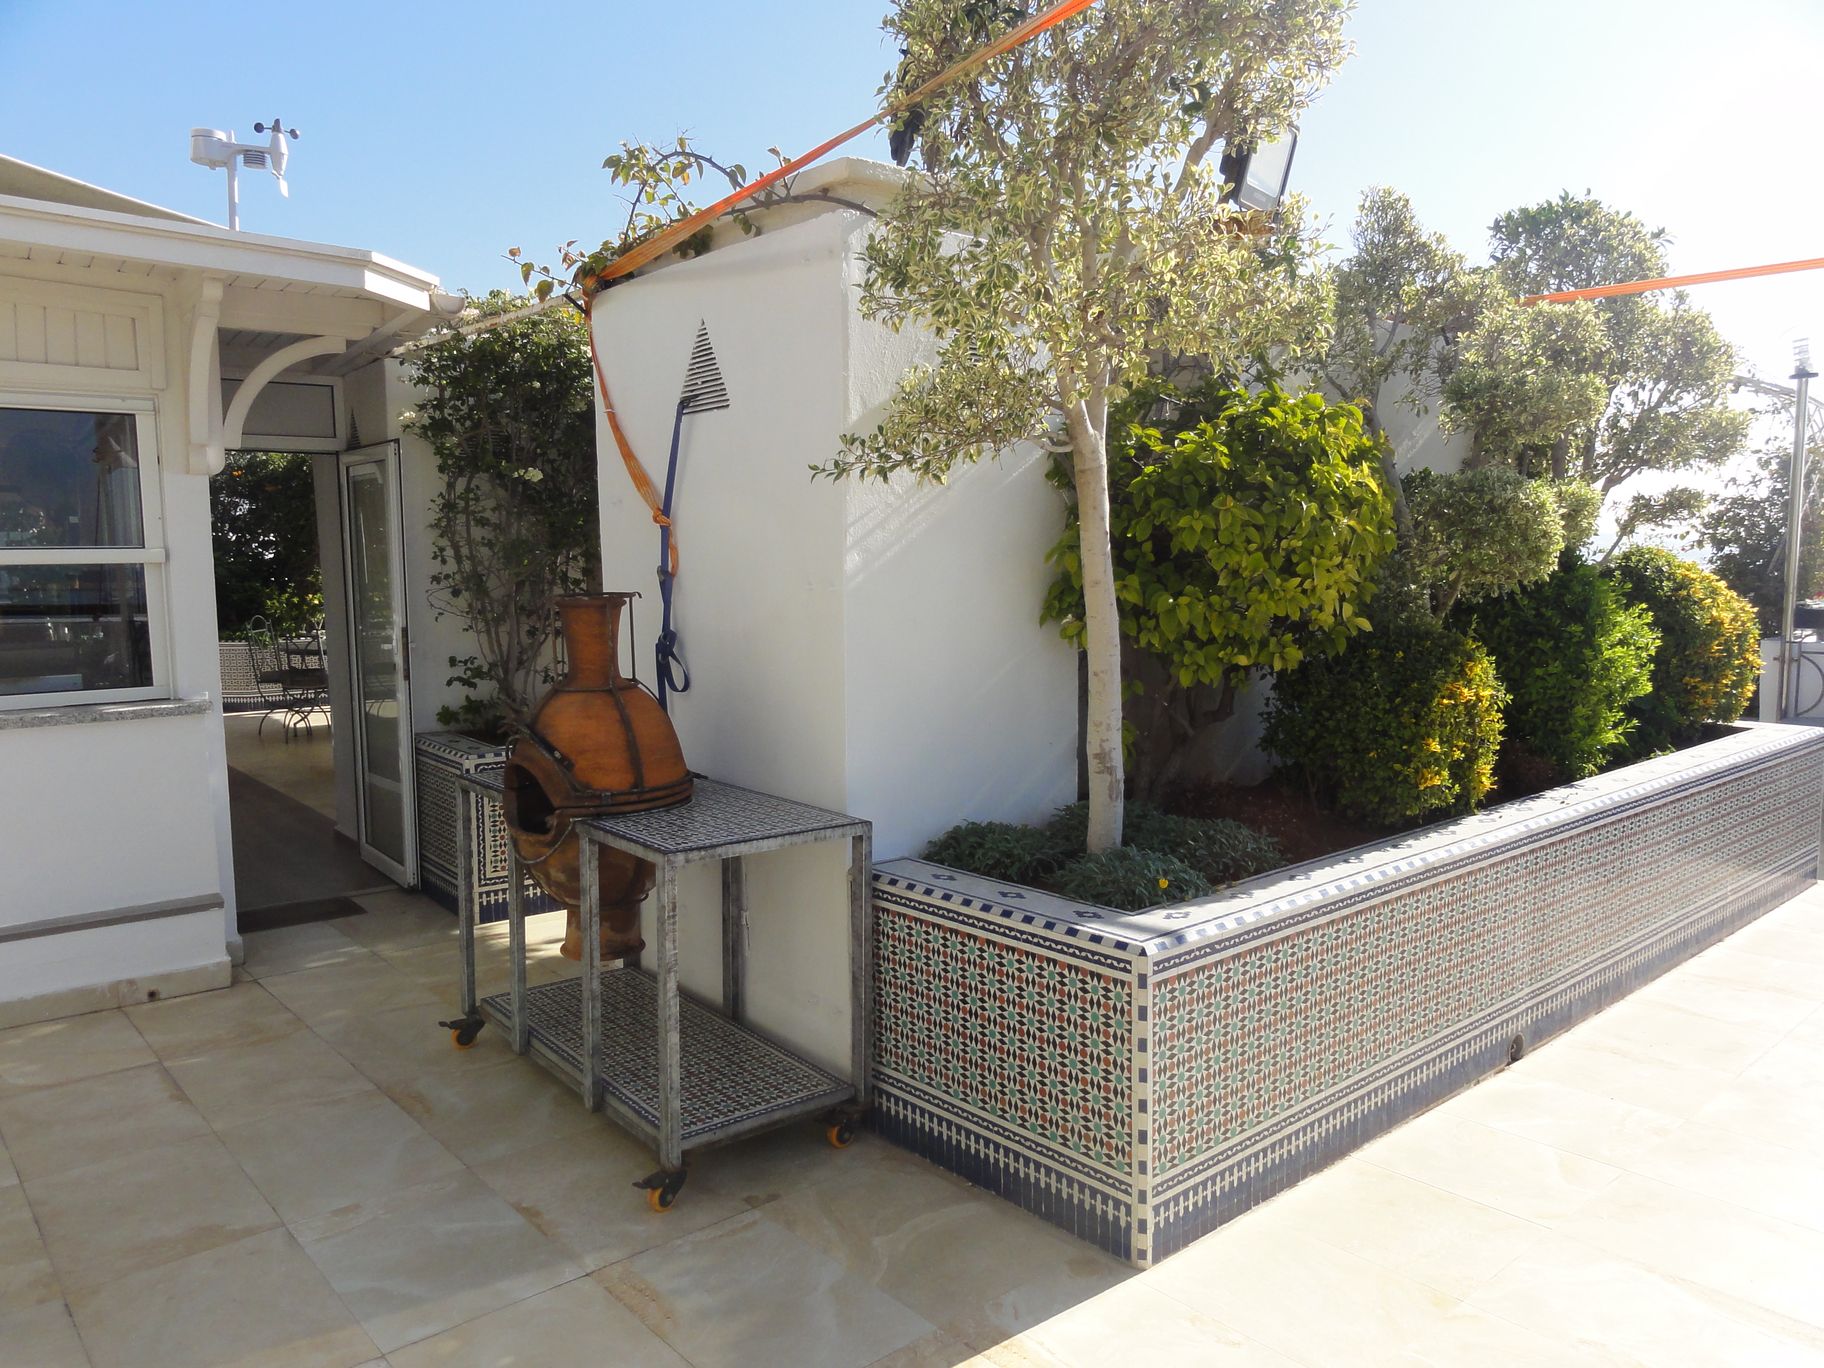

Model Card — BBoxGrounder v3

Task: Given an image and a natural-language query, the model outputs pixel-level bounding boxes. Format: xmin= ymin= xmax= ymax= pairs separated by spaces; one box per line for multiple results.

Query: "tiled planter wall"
xmin=871 ymin=723 xmax=1824 ymax=1268
xmin=414 ymin=732 xmax=559 ymax=924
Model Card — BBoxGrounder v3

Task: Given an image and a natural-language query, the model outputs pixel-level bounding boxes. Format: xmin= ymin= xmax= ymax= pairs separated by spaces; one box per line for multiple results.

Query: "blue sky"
xmin=2 ymin=0 xmax=1819 ymax=382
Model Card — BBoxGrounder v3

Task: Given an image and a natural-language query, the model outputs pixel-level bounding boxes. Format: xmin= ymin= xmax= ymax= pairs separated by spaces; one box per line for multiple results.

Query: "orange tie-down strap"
xmin=1522 ymin=253 xmax=1824 ymax=304
xmin=585 ymin=297 xmax=677 ymax=575
xmin=584 ymin=0 xmax=1104 ymax=574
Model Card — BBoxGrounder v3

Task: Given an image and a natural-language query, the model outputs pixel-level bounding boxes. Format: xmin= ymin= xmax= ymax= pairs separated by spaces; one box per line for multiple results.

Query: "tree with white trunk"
xmin=819 ymin=0 xmax=1352 ymax=851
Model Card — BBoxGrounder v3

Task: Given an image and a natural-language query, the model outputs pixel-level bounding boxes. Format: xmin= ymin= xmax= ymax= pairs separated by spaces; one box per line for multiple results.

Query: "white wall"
xmin=592 ymin=198 xmax=1077 ymax=1072
xmin=837 ymin=215 xmax=1078 ymax=853
xmin=0 ymin=713 xmax=227 ymax=1001
xmin=0 ymin=264 xmax=233 ymax=1004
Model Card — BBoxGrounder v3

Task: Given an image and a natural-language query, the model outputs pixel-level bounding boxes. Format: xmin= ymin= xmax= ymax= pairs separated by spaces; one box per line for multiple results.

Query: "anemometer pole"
xmin=1778 ymin=343 xmax=1817 ymax=721
xmin=223 ymin=156 xmax=240 ymax=231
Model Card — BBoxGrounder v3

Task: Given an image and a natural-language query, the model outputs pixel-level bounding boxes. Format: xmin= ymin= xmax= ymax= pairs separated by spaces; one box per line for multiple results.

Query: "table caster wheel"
xmin=439 ymin=1016 xmax=484 ymax=1049
xmin=826 ymin=1119 xmax=856 ymax=1149
xmin=637 ymin=1169 xmax=686 ymax=1212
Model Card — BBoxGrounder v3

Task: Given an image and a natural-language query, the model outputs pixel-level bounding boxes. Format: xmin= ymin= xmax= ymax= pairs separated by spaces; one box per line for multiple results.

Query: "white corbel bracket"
xmin=219 ymin=335 xmax=345 ymax=463
xmin=185 ymin=277 xmax=224 ymax=476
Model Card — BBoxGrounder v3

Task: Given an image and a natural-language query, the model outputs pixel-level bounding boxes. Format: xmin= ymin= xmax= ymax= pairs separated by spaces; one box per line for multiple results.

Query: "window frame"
xmin=0 ymin=392 xmax=172 ymax=710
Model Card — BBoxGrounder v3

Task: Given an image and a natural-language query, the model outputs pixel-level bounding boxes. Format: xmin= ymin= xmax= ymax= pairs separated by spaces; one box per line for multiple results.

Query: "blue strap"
xmin=654 ymin=401 xmax=691 ymax=712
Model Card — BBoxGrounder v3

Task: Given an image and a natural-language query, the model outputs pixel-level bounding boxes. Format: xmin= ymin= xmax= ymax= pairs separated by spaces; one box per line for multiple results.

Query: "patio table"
xmin=447 ymin=766 xmax=872 ymax=1209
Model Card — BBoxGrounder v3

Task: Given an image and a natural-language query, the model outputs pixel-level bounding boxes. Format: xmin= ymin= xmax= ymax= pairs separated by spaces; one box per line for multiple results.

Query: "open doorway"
xmin=212 ymin=447 xmax=399 ymax=929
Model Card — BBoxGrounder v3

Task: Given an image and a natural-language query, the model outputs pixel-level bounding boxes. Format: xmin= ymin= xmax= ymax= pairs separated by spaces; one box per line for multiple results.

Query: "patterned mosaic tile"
xmin=869 ymin=725 xmax=1824 ymax=1269
xmin=1148 ymin=745 xmax=1823 ymax=1177
xmin=479 ymin=971 xmax=849 ymax=1141
xmin=874 ymin=894 xmax=1134 ymax=1174
xmin=415 ymin=733 xmax=558 ymax=925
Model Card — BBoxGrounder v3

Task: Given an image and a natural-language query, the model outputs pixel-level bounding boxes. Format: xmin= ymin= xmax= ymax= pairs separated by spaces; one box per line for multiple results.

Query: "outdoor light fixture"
xmin=1219 ymin=131 xmax=1299 ymax=215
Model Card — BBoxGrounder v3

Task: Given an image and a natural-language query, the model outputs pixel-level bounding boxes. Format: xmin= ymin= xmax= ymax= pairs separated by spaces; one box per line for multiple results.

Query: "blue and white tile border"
xmin=870 ymin=723 xmax=1824 ymax=1267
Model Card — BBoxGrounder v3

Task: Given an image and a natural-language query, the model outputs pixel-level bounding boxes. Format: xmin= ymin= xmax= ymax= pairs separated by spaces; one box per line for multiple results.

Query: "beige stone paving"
xmin=0 ymin=883 xmax=1819 ymax=1366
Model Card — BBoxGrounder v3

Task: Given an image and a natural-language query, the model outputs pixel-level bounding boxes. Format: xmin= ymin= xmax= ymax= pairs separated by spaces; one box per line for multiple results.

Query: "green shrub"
xmin=1466 ymin=557 xmax=1659 ymax=786
xmin=1045 ymin=801 xmax=1280 ymax=887
xmin=1053 ymin=847 xmax=1212 ymax=912
xmin=1400 ymin=467 xmax=1566 ymax=615
xmin=921 ymin=821 xmax=1070 ymax=886
xmin=1263 ymin=617 xmax=1506 ymax=827
xmin=1605 ymin=547 xmax=1761 ymax=756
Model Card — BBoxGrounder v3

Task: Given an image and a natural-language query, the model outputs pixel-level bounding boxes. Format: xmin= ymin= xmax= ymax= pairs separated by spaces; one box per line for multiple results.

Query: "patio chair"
xmin=247 ymin=618 xmax=328 ymax=740
xmin=275 ymin=623 xmax=331 ymax=738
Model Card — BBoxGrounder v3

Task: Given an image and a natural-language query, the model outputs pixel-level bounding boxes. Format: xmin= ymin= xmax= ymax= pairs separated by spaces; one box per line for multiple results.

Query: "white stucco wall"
xmin=590 ymin=193 xmax=1076 ymax=1072
xmin=0 ymin=712 xmax=227 ymax=1002
xmin=0 ymin=219 xmax=440 ymax=1013
xmin=0 ymin=268 xmax=234 ymax=1007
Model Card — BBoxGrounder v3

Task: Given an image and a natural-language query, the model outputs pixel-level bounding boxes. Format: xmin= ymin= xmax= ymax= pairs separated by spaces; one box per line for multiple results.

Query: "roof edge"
xmin=0 ymin=155 xmax=211 ymax=226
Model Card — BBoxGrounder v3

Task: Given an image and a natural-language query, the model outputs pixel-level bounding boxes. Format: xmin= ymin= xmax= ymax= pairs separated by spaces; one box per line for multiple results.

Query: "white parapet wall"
xmin=589 ymin=160 xmax=1078 ymax=1073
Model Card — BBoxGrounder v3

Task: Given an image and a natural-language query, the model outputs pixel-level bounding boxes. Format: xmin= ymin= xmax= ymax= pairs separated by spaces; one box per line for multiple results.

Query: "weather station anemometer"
xmin=188 ymin=119 xmax=299 ymax=230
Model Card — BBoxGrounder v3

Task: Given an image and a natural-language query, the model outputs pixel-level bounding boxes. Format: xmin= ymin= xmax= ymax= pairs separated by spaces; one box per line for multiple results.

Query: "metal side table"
xmin=445 ymin=769 xmax=872 ymax=1211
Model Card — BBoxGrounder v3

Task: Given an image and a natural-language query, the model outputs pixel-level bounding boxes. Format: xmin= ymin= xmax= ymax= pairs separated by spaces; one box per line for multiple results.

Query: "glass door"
xmin=339 ymin=442 xmax=415 ymax=884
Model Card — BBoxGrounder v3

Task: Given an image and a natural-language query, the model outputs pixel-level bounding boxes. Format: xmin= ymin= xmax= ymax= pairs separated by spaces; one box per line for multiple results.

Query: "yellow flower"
xmin=1157 ymin=877 xmax=1170 ymax=890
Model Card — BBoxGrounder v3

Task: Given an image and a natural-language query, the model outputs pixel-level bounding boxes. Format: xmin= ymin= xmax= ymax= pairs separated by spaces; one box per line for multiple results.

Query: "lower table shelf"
xmin=478 ymin=969 xmax=855 ymax=1148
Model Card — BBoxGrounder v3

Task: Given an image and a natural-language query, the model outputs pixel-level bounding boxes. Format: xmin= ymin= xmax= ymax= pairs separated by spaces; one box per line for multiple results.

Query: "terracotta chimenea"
xmin=501 ymin=593 xmax=693 ymax=960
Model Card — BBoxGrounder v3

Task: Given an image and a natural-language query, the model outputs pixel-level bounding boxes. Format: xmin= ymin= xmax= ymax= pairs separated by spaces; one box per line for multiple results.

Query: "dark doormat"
xmin=238 ymin=896 xmax=368 ymax=934
xmin=228 ymin=767 xmax=399 ymax=910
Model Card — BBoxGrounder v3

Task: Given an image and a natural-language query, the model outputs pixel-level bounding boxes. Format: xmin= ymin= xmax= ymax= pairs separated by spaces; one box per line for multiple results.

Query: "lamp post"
xmin=1778 ymin=338 xmax=1816 ymax=721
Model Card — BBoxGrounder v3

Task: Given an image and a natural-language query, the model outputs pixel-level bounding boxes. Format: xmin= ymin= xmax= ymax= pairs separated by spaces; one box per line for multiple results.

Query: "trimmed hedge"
xmin=1467 ymin=557 xmax=1658 ymax=787
xmin=1263 ymin=616 xmax=1506 ymax=827
xmin=1605 ymin=547 xmax=1760 ymax=757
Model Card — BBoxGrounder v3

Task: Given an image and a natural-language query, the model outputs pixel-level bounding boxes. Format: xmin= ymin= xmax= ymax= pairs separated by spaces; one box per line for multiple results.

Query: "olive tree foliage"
xmin=1315 ymin=187 xmax=1471 ymax=534
xmin=1439 ymin=289 xmax=1610 ymax=467
xmin=1397 ymin=468 xmax=1597 ymax=619
xmin=1482 ymin=193 xmax=1749 ymax=493
xmin=819 ymin=0 xmax=1352 ymax=852
xmin=1597 ymin=485 xmax=1711 ymax=563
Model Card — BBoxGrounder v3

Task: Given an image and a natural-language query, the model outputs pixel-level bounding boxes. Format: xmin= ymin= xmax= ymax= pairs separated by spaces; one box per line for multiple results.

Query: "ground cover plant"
xmin=923 ymin=800 xmax=1280 ymax=912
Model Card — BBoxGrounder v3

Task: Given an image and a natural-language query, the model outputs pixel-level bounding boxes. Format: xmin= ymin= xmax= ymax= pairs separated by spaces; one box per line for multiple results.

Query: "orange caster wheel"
xmin=439 ymin=1016 xmax=484 ymax=1049
xmin=637 ymin=1169 xmax=686 ymax=1212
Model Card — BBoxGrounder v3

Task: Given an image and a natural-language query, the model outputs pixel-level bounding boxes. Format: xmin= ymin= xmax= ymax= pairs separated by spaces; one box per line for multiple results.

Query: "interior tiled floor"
xmin=2 ymin=886 xmax=1822 ymax=1367
xmin=224 ymin=711 xmax=338 ymax=820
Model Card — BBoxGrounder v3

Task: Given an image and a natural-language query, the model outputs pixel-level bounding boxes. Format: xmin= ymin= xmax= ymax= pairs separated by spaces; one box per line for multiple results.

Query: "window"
xmin=0 ymin=400 xmax=168 ymax=706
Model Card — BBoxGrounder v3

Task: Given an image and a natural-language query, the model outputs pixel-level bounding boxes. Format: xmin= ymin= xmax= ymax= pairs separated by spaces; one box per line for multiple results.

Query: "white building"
xmin=0 ymin=156 xmax=455 ymax=1025
xmin=590 ymin=158 xmax=1079 ymax=1069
